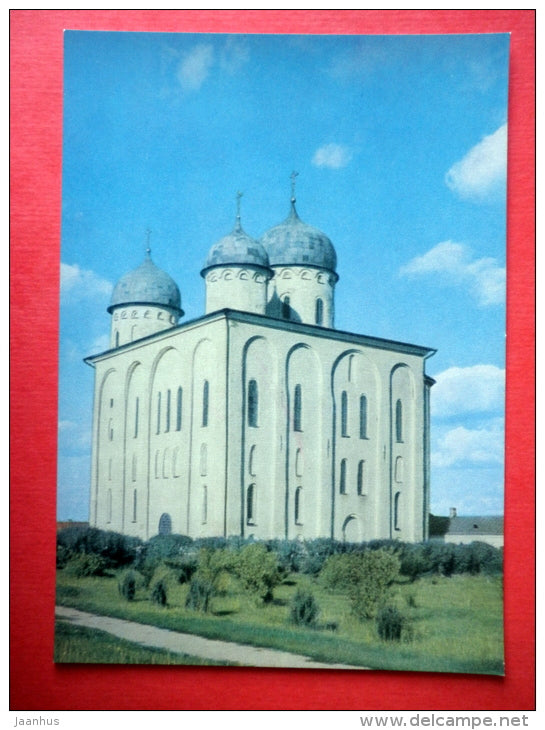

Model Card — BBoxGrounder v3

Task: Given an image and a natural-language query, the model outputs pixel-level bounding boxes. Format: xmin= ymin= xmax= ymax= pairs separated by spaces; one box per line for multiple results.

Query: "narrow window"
xmin=108 ymin=458 xmax=112 ymax=481
xmin=293 ymin=384 xmax=302 ymax=432
xmin=395 ymin=399 xmax=403 ymax=443
xmin=108 ymin=418 xmax=114 ymax=441
xmin=131 ymin=453 xmax=137 ymax=482
xmin=172 ymin=447 xmax=180 ymax=478
xmin=348 ymin=354 xmax=354 ymax=382
xmin=134 ymin=397 xmax=139 ymax=438
xmin=340 ymin=459 xmax=347 ymax=495
xmin=248 ymin=379 xmax=258 ymax=427
xmin=202 ymin=380 xmax=209 ymax=427
xmin=165 ymin=389 xmax=171 ymax=433
xmin=395 ymin=456 xmax=404 ymax=483
xmin=248 ymin=445 xmax=256 ymax=477
xmin=295 ymin=487 xmax=303 ymax=525
xmin=394 ymin=491 xmax=401 ymax=531
xmin=107 ymin=489 xmax=112 ymax=523
xmin=359 ymin=395 xmax=368 ymax=439
xmin=282 ymin=295 xmax=291 ymax=320
xmin=154 ymin=450 xmax=160 ymax=479
xmin=315 ymin=298 xmax=323 ymax=325
xmin=156 ymin=392 xmax=161 ymax=435
xmin=176 ymin=387 xmax=182 ymax=431
xmin=341 ymin=390 xmax=349 ymax=437
xmin=132 ymin=489 xmax=137 ymax=522
xmin=295 ymin=448 xmax=303 ymax=478
xmin=247 ymin=483 xmax=256 ymax=525
xmin=200 ymin=443 xmax=207 ymax=476
xmin=357 ymin=460 xmax=365 ymax=496
xmin=110 ymin=398 xmax=114 ymax=408
xmin=202 ymin=485 xmax=208 ymax=524
xmin=115 ymin=331 xmax=119 ymax=347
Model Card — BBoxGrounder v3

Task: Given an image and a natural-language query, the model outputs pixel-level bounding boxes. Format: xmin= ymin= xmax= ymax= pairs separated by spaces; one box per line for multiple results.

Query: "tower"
xmin=201 ymin=193 xmax=272 ymax=316
xmin=261 ymin=173 xmax=338 ymax=328
xmin=108 ymin=239 xmax=183 ymax=348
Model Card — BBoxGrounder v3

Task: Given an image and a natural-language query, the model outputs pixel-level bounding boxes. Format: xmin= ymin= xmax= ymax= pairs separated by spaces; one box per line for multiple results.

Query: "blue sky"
xmin=58 ymin=31 xmax=509 ymax=521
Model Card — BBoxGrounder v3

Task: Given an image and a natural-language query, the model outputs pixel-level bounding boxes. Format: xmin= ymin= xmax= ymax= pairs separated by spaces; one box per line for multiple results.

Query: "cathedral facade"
xmin=86 ymin=189 xmax=435 ymax=543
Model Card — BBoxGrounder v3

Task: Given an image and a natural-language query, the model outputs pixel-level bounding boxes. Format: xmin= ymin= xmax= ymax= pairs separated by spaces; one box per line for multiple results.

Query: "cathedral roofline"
xmin=84 ymin=308 xmax=436 ymax=366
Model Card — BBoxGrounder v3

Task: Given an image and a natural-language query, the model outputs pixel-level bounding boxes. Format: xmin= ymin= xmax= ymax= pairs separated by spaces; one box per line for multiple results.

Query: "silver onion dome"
xmin=108 ymin=250 xmax=183 ymax=315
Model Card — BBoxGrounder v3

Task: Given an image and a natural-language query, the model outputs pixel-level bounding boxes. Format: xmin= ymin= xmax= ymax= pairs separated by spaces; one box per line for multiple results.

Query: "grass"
xmin=54 ymin=619 xmax=235 ymax=665
xmin=55 ymin=567 xmax=504 ymax=674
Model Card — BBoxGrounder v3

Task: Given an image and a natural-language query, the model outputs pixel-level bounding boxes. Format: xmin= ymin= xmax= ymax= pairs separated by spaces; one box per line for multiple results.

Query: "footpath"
xmin=56 ymin=605 xmax=360 ymax=669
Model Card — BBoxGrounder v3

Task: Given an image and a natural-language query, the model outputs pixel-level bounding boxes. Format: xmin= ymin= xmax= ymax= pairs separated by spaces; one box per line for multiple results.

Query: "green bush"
xmin=150 ymin=578 xmax=167 ymax=607
xmin=290 ymin=589 xmax=320 ymax=627
xmin=185 ymin=577 xmax=214 ymax=613
xmin=57 ymin=526 xmax=142 ymax=568
xmin=56 ymin=544 xmax=73 ymax=569
xmin=137 ymin=534 xmax=193 ymax=572
xmin=234 ymin=543 xmax=281 ymax=603
xmin=118 ymin=569 xmax=142 ymax=601
xmin=64 ymin=553 xmax=110 ymax=578
xmin=376 ymin=605 xmax=405 ymax=642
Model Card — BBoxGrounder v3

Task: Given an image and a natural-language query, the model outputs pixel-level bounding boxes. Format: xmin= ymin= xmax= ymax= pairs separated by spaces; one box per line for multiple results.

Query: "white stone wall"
xmin=267 ymin=266 xmax=336 ymax=328
xmin=204 ymin=266 xmax=270 ymax=316
xmin=90 ymin=311 xmax=430 ymax=543
xmin=110 ymin=304 xmax=180 ymax=348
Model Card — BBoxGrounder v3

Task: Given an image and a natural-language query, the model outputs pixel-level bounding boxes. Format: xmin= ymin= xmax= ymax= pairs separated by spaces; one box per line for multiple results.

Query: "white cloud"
xmin=399 ymin=240 xmax=505 ymax=306
xmin=312 ymin=143 xmax=352 ymax=169
xmin=445 ymin=123 xmax=507 ymax=200
xmin=432 ymin=418 xmax=504 ymax=468
xmin=60 ymin=263 xmax=112 ymax=306
xmin=220 ymin=37 xmax=250 ymax=74
xmin=177 ymin=44 xmax=214 ymax=91
xmin=431 ymin=364 xmax=505 ymax=418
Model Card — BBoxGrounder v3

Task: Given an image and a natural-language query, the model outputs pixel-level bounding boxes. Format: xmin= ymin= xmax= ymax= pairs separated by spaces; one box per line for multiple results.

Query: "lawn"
xmin=55 ymin=568 xmax=504 ymax=674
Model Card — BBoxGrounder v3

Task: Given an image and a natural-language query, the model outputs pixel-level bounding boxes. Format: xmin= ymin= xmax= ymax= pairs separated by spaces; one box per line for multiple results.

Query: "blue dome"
xmin=108 ymin=253 xmax=182 ymax=314
xmin=201 ymin=219 xmax=270 ymax=274
xmin=260 ymin=201 xmax=337 ymax=274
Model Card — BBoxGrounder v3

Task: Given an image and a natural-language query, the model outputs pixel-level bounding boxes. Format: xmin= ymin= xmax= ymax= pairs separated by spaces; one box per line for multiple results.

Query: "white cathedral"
xmin=86 ymin=183 xmax=435 ymax=543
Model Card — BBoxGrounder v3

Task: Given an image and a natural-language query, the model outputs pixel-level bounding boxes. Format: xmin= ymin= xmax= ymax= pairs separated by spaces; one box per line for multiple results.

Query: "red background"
xmin=10 ymin=10 xmax=535 ymax=711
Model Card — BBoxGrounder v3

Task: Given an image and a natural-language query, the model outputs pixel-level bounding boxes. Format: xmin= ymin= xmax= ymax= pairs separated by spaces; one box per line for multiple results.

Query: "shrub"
xmin=57 ymin=526 xmax=142 ymax=568
xmin=118 ymin=569 xmax=141 ymax=601
xmin=185 ymin=577 xmax=214 ymax=612
xmin=56 ymin=544 xmax=73 ymax=569
xmin=150 ymin=578 xmax=167 ymax=607
xmin=64 ymin=553 xmax=110 ymax=578
xmin=290 ymin=589 xmax=320 ymax=627
xmin=137 ymin=534 xmax=193 ymax=572
xmin=234 ymin=543 xmax=281 ymax=603
xmin=376 ymin=605 xmax=405 ymax=642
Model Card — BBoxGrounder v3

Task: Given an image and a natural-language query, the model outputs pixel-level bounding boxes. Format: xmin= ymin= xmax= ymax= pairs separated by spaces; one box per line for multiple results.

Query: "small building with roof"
xmin=85 ymin=178 xmax=436 ymax=542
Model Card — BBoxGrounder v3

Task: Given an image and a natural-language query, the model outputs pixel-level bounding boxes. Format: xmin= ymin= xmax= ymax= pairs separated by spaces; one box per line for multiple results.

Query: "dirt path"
xmin=56 ymin=606 xmax=361 ymax=669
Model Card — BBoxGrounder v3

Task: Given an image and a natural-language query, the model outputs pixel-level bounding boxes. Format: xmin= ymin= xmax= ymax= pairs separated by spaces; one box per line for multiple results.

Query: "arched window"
xmin=282 ymin=295 xmax=291 ymax=320
xmin=394 ymin=491 xmax=401 ymax=531
xmin=357 ymin=460 xmax=365 ymax=496
xmin=395 ymin=399 xmax=403 ymax=442
xmin=293 ymin=384 xmax=302 ymax=431
xmin=115 ymin=331 xmax=120 ymax=347
xmin=247 ymin=483 xmax=256 ymax=525
xmin=359 ymin=395 xmax=368 ymax=439
xmin=202 ymin=485 xmax=208 ymax=524
xmin=295 ymin=448 xmax=303 ymax=477
xmin=315 ymin=298 xmax=323 ymax=325
xmin=341 ymin=390 xmax=349 ymax=437
xmin=107 ymin=489 xmax=112 ymax=523
xmin=202 ymin=380 xmax=209 ymax=427
xmin=172 ymin=447 xmax=180 ymax=478
xmin=295 ymin=487 xmax=303 ymax=525
xmin=395 ymin=456 xmax=404 ymax=483
xmin=200 ymin=443 xmax=207 ymax=476
xmin=165 ymin=389 xmax=171 ymax=432
xmin=108 ymin=418 xmax=114 ymax=441
xmin=176 ymin=387 xmax=182 ymax=431
xmin=134 ymin=397 xmax=139 ymax=438
xmin=131 ymin=453 xmax=137 ymax=482
xmin=158 ymin=513 xmax=172 ymax=535
xmin=132 ymin=489 xmax=137 ymax=522
xmin=340 ymin=459 xmax=347 ymax=494
xmin=154 ymin=450 xmax=160 ymax=479
xmin=248 ymin=379 xmax=258 ymax=427
xmin=248 ymin=445 xmax=257 ymax=476
xmin=156 ymin=392 xmax=161 ymax=435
